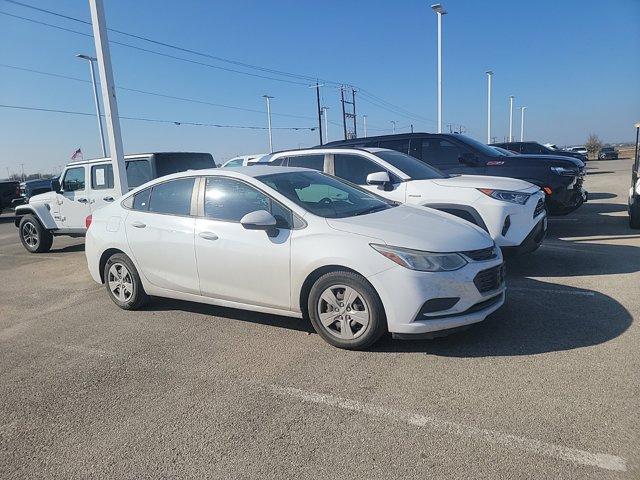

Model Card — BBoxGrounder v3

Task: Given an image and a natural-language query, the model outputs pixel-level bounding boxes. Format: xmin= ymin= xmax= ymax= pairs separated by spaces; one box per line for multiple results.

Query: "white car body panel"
xmin=86 ymin=167 xmax=505 ymax=336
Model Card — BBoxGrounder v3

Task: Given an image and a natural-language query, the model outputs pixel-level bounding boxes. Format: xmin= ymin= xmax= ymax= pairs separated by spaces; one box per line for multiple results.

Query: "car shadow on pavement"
xmin=372 ymin=277 xmax=632 ymax=356
xmin=50 ymin=243 xmax=86 ymax=253
xmin=146 ymin=297 xmax=315 ymax=334
xmin=0 ymin=214 xmax=16 ymax=224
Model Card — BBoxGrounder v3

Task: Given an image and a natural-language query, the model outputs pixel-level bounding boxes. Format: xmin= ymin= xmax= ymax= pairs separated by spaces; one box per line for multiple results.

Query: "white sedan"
xmin=85 ymin=167 xmax=505 ymax=349
xmin=257 ymin=148 xmax=547 ymax=254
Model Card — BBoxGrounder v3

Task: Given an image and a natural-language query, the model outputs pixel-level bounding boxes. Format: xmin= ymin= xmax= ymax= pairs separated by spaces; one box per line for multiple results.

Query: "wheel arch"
xmin=422 ymin=203 xmax=488 ymax=232
xmin=98 ymin=248 xmax=128 ymax=283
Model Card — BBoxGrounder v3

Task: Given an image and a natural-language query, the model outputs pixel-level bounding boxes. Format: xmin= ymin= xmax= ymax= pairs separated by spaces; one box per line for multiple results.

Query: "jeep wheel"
xmin=19 ymin=215 xmax=53 ymax=253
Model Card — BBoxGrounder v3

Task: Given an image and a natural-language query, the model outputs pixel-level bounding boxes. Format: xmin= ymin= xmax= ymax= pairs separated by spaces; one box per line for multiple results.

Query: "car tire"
xmin=307 ymin=270 xmax=386 ymax=350
xmin=630 ymin=196 xmax=640 ymax=229
xmin=103 ymin=253 xmax=149 ymax=310
xmin=19 ymin=215 xmax=53 ymax=253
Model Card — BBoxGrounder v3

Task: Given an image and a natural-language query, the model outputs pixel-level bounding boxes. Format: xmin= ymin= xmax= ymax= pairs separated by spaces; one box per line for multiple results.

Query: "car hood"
xmin=431 ymin=174 xmax=538 ymax=192
xmin=27 ymin=191 xmax=57 ymax=204
xmin=511 ymin=154 xmax=585 ymax=168
xmin=325 ymin=204 xmax=493 ymax=252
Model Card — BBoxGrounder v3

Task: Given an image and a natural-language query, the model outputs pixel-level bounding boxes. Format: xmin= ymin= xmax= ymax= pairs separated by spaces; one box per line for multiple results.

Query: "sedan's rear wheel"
xmin=308 ymin=271 xmax=386 ymax=349
xmin=104 ymin=253 xmax=148 ymax=310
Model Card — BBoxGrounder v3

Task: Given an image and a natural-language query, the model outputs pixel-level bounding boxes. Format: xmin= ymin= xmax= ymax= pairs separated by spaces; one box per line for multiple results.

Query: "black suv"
xmin=598 ymin=146 xmax=618 ymax=160
xmin=491 ymin=141 xmax=588 ymax=163
xmin=323 ymin=133 xmax=587 ymax=215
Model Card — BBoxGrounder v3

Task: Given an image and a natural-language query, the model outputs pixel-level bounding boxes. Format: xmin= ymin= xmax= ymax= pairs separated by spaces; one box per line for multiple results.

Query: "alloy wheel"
xmin=316 ymin=284 xmax=370 ymax=339
xmin=107 ymin=263 xmax=134 ymax=302
xmin=22 ymin=222 xmax=39 ymax=248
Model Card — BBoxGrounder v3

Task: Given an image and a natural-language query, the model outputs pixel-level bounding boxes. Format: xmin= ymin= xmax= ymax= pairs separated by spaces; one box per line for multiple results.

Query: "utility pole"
xmin=262 ymin=95 xmax=274 ymax=152
xmin=508 ymin=95 xmax=514 ymax=142
xmin=340 ymin=86 xmax=357 ymax=139
xmin=520 ymin=106 xmax=527 ymax=142
xmin=341 ymin=87 xmax=347 ymax=140
xmin=321 ymin=106 xmax=329 ymax=143
xmin=486 ymin=70 xmax=493 ymax=144
xmin=351 ymin=89 xmax=357 ymax=137
xmin=76 ymin=54 xmax=107 ymax=157
xmin=391 ymin=120 xmax=397 ymax=134
xmin=431 ymin=4 xmax=447 ymax=134
xmin=314 ymin=83 xmax=323 ymax=145
xmin=20 ymin=163 xmax=25 ymax=181
xmin=89 ymin=0 xmax=127 ymax=196
xmin=411 ymin=124 xmax=414 ymax=133
xmin=363 ymin=115 xmax=368 ymax=137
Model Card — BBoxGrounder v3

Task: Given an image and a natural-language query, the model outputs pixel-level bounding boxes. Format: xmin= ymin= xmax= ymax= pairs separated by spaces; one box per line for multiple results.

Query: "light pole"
xmin=391 ymin=120 xmax=397 ymax=134
xmin=431 ymin=3 xmax=447 ymax=134
xmin=363 ymin=114 xmax=368 ymax=137
xmin=76 ymin=54 xmax=107 ymax=157
xmin=262 ymin=95 xmax=274 ymax=152
xmin=486 ymin=70 xmax=493 ymax=144
xmin=508 ymin=95 xmax=514 ymax=142
xmin=520 ymin=106 xmax=527 ymax=142
xmin=321 ymin=106 xmax=329 ymax=143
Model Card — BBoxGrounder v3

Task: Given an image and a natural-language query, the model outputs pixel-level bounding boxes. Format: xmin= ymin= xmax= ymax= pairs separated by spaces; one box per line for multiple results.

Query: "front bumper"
xmin=547 ymin=179 xmax=587 ymax=214
xmin=367 ymin=258 xmax=506 ymax=336
xmin=502 ymin=216 xmax=547 ymax=255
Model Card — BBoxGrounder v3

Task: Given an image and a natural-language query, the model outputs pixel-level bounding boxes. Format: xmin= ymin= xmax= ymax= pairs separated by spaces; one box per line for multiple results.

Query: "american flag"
xmin=70 ymin=148 xmax=82 ymax=161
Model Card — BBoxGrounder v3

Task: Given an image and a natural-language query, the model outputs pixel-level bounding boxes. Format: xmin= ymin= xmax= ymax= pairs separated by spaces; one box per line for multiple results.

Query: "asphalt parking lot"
xmin=1 ymin=158 xmax=638 ymax=479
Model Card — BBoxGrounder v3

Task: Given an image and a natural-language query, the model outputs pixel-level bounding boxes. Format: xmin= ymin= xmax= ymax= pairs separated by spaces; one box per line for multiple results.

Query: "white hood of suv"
xmin=432 ymin=174 xmax=538 ymax=192
xmin=326 ymin=204 xmax=493 ymax=252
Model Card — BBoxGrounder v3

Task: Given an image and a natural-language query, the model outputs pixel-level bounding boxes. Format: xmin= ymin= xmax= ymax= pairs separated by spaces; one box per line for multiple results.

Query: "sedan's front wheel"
xmin=103 ymin=253 xmax=149 ymax=310
xmin=308 ymin=271 xmax=386 ymax=350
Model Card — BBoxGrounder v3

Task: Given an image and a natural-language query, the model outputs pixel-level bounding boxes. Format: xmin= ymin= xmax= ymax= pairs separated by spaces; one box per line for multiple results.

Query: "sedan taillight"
xmin=85 ymin=215 xmax=92 ymax=229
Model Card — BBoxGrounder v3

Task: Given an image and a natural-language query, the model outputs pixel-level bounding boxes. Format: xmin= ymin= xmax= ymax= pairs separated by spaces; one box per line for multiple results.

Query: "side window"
xmin=224 ymin=159 xmax=244 ymax=167
xmin=126 ymin=160 xmax=152 ymax=188
xmin=378 ymin=139 xmax=410 ymax=154
xmin=409 ymin=138 xmax=423 ymax=160
xmin=62 ymin=167 xmax=86 ymax=192
xmin=204 ymin=177 xmax=292 ymax=228
xmin=132 ymin=188 xmax=151 ymax=211
xmin=421 ymin=139 xmax=462 ymax=166
xmin=438 ymin=140 xmax=464 ymax=163
xmin=334 ymin=154 xmax=383 ymax=184
xmin=286 ymin=154 xmax=325 ymax=171
xmin=148 ymin=178 xmax=195 ymax=216
xmin=91 ymin=164 xmax=114 ymax=190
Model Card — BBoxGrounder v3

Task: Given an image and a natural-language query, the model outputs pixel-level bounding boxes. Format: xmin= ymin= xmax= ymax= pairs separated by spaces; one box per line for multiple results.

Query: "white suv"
xmin=257 ymin=148 xmax=547 ymax=253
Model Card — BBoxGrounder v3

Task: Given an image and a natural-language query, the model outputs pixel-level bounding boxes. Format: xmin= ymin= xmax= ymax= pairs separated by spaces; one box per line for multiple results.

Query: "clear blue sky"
xmin=0 ymin=0 xmax=638 ymax=176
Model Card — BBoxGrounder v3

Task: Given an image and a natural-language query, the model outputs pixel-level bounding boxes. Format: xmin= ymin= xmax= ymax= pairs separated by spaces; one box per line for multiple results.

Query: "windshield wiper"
xmin=354 ymin=204 xmax=390 ymax=216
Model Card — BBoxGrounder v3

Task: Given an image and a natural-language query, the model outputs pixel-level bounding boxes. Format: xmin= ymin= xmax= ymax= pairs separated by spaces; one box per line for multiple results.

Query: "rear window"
xmin=155 ymin=153 xmax=216 ymax=177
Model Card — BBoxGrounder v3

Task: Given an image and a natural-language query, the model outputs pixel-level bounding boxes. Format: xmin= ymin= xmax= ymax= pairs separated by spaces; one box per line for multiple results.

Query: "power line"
xmin=0 ymin=104 xmax=317 ymax=131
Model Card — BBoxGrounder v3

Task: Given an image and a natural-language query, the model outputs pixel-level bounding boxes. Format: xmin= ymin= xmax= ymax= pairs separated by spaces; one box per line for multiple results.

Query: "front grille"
xmin=462 ymin=246 xmax=497 ymax=261
xmin=474 ymin=264 xmax=505 ymax=293
xmin=533 ymin=198 xmax=546 ymax=218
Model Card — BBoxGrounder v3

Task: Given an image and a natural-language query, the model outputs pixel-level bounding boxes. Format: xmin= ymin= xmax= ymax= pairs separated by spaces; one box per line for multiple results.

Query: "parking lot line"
xmin=270 ymin=384 xmax=627 ymax=472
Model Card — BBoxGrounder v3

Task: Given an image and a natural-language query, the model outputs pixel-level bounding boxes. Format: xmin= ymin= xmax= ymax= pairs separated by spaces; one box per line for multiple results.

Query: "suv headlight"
xmin=550 ymin=166 xmax=579 ymax=176
xmin=371 ymin=244 xmax=467 ymax=272
xmin=478 ymin=188 xmax=531 ymax=205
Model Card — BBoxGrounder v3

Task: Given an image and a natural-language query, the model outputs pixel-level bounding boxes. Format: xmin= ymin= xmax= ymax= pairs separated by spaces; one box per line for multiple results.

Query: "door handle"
xmin=77 ymin=198 xmax=88 ymax=203
xmin=131 ymin=221 xmax=146 ymax=228
xmin=199 ymin=231 xmax=219 ymax=241
xmin=103 ymin=196 xmax=115 ymax=202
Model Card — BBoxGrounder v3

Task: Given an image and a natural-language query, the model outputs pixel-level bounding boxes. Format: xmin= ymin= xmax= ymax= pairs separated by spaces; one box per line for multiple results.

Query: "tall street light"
xmin=520 ymin=106 xmax=527 ymax=142
xmin=508 ymin=95 xmax=514 ymax=142
xmin=76 ymin=54 xmax=106 ymax=157
xmin=262 ymin=95 xmax=274 ymax=152
xmin=321 ymin=106 xmax=329 ymax=143
xmin=431 ymin=3 xmax=447 ymax=134
xmin=391 ymin=120 xmax=397 ymax=134
xmin=363 ymin=114 xmax=368 ymax=137
xmin=486 ymin=70 xmax=493 ymax=143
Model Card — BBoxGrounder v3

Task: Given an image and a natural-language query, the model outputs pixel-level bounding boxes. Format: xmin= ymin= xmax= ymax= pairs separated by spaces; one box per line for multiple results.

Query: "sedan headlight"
xmin=371 ymin=244 xmax=467 ymax=272
xmin=477 ymin=188 xmax=531 ymax=205
xmin=550 ymin=166 xmax=579 ymax=176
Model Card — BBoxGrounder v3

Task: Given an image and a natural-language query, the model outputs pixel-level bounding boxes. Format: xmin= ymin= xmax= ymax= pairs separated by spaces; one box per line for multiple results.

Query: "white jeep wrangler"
xmin=14 ymin=152 xmax=215 ymax=253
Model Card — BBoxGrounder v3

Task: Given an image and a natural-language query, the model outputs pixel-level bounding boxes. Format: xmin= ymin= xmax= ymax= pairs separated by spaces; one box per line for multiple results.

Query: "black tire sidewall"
xmin=307 ymin=271 xmax=386 ymax=350
xmin=103 ymin=253 xmax=148 ymax=310
xmin=19 ymin=215 xmax=52 ymax=253
xmin=630 ymin=195 xmax=640 ymax=229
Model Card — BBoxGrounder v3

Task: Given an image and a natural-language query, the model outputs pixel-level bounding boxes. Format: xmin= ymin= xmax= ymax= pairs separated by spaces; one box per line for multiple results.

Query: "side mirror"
xmin=240 ymin=210 xmax=277 ymax=230
xmin=366 ymin=171 xmax=393 ymax=190
xmin=51 ymin=178 xmax=62 ymax=193
xmin=459 ymin=153 xmax=479 ymax=166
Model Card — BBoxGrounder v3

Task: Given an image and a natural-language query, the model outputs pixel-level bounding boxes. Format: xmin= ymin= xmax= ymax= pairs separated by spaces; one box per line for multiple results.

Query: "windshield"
xmin=257 ymin=170 xmax=395 ymax=219
xmin=155 ymin=153 xmax=216 ymax=177
xmin=456 ymin=135 xmax=501 ymax=157
xmin=373 ymin=150 xmax=448 ymax=179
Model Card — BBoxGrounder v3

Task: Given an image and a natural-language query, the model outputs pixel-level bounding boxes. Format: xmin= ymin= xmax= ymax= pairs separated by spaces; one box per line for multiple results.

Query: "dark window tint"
xmin=204 ymin=177 xmax=292 ymax=227
xmin=378 ymin=139 xmax=410 ymax=154
xmin=62 ymin=167 xmax=85 ymax=191
xmin=126 ymin=160 xmax=152 ymax=188
xmin=334 ymin=154 xmax=383 ymax=184
xmin=521 ymin=143 xmax=547 ymax=154
xmin=373 ymin=150 xmax=447 ymax=179
xmin=148 ymin=178 xmax=195 ymax=215
xmin=286 ymin=154 xmax=325 ymax=171
xmin=155 ymin=153 xmax=216 ymax=177
xmin=421 ymin=139 xmax=464 ymax=166
xmin=129 ymin=188 xmax=151 ymax=211
xmin=91 ymin=164 xmax=114 ymax=190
